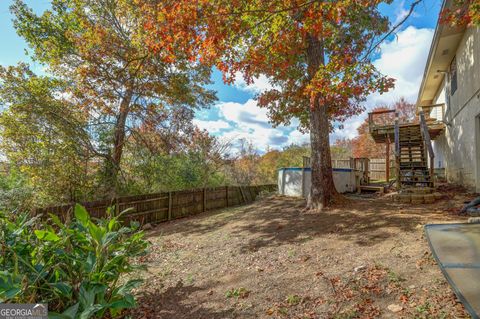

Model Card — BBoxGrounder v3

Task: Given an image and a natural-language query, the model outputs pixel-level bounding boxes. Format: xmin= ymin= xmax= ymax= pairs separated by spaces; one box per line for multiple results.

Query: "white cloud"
xmin=195 ymin=26 xmax=434 ymax=151
xmin=393 ymin=0 xmax=419 ymax=25
xmin=287 ymin=130 xmax=310 ymax=145
xmin=370 ymin=26 xmax=434 ymax=105
xmin=193 ymin=119 xmax=231 ymax=133
xmin=216 ymin=99 xmax=270 ymax=127
xmin=333 ymin=115 xmax=366 ymax=141
xmin=333 ymin=26 xmax=434 ymax=141
xmin=195 ymin=99 xmax=305 ymax=152
xmin=234 ymin=73 xmax=275 ymax=93
xmin=214 ymin=99 xmax=292 ymax=151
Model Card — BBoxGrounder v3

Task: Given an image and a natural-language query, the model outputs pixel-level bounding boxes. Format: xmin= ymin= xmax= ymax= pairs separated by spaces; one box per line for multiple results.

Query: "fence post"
xmin=366 ymin=158 xmax=370 ymax=184
xmin=226 ymin=186 xmax=229 ymax=207
xmin=115 ymin=197 xmax=120 ymax=217
xmin=168 ymin=192 xmax=172 ymax=220
xmin=203 ymin=188 xmax=207 ymax=212
xmin=239 ymin=186 xmax=246 ymax=203
xmin=301 ymin=166 xmax=305 ymax=197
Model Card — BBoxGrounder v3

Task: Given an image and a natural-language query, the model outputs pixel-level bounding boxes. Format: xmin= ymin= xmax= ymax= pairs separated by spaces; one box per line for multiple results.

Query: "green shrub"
xmin=0 ymin=204 xmax=148 ymax=318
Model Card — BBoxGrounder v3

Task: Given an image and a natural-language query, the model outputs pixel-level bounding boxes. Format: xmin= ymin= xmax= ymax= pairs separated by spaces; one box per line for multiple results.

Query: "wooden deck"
xmin=368 ymin=107 xmax=441 ymax=189
xmin=359 ymin=185 xmax=385 ymax=194
xmin=370 ymin=122 xmax=445 ymax=143
xmin=368 ymin=108 xmax=445 ymax=143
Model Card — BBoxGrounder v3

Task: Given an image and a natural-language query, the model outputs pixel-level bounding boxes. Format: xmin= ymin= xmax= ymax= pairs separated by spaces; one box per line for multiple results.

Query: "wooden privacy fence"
xmin=331 ymin=159 xmax=352 ymax=168
xmin=369 ymin=159 xmax=396 ymax=181
xmin=305 ymin=157 xmax=395 ymax=182
xmin=36 ymin=184 xmax=277 ymax=225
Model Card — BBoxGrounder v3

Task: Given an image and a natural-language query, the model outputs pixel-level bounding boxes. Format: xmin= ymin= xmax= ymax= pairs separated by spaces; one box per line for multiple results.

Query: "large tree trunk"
xmin=106 ymin=89 xmax=133 ymax=194
xmin=306 ymin=34 xmax=339 ymax=210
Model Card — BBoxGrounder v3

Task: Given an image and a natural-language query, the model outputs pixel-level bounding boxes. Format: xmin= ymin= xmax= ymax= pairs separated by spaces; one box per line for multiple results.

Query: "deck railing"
xmin=368 ymin=109 xmax=396 ymax=133
xmin=419 ymin=103 xmax=445 ymax=122
xmin=419 ymin=111 xmax=435 ymax=186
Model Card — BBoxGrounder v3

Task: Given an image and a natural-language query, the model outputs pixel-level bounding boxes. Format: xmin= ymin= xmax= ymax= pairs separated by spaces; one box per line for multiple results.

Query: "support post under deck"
xmin=394 ymin=112 xmax=401 ymax=189
xmin=386 ymin=135 xmax=390 ymax=182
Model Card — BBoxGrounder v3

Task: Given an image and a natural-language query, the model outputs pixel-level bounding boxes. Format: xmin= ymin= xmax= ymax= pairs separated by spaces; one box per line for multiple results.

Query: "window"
xmin=450 ymin=56 xmax=457 ymax=95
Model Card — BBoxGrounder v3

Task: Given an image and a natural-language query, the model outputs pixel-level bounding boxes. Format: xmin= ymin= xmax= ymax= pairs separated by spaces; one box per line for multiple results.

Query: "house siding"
xmin=432 ymin=26 xmax=480 ymax=191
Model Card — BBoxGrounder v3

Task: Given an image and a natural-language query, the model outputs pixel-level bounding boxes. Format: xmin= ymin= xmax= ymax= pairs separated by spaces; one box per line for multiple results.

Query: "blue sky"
xmin=0 ymin=0 xmax=442 ymax=152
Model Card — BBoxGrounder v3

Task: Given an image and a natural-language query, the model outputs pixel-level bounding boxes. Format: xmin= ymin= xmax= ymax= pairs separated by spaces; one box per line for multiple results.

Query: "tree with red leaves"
xmin=441 ymin=0 xmax=480 ymax=27
xmin=136 ymin=0 xmax=424 ymax=210
xmin=352 ymin=118 xmax=387 ymax=159
xmin=351 ymin=98 xmax=416 ymax=158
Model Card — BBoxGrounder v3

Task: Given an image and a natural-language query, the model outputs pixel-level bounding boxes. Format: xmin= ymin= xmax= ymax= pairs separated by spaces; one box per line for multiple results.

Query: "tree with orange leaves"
xmin=10 ymin=0 xmax=217 ymax=196
xmin=441 ymin=0 xmax=480 ymax=27
xmin=352 ymin=118 xmax=387 ymax=158
xmin=351 ymin=98 xmax=416 ymax=158
xmin=137 ymin=0 xmax=422 ymax=210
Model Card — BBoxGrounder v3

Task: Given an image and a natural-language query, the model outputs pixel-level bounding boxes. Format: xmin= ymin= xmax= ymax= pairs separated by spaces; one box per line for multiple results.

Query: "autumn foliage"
xmin=136 ymin=0 xmax=397 ymax=209
xmin=349 ymin=98 xmax=416 ymax=158
xmin=137 ymin=0 xmax=395 ymax=128
xmin=440 ymin=0 xmax=480 ymax=27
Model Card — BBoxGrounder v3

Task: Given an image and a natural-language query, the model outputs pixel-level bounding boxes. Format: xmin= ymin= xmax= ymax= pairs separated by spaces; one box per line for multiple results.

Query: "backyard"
xmin=128 ymin=188 xmax=472 ymax=318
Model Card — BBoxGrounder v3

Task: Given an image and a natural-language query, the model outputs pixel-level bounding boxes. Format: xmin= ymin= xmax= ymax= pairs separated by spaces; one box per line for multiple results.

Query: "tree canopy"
xmin=137 ymin=0 xmax=399 ymax=209
xmin=441 ymin=0 xmax=480 ymax=27
xmin=8 ymin=0 xmax=217 ymax=195
xmin=138 ymin=0 xmax=395 ymax=128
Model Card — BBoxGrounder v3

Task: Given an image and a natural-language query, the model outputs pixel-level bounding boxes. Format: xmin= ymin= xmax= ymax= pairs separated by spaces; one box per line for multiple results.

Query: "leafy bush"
xmin=0 ymin=168 xmax=35 ymax=212
xmin=0 ymin=204 xmax=148 ymax=318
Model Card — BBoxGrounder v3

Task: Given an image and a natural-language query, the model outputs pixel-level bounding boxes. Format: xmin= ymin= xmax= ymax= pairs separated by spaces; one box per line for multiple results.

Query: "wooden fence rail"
xmin=36 ymin=184 xmax=277 ymax=225
xmin=305 ymin=157 xmax=395 ymax=182
xmin=369 ymin=159 xmax=396 ymax=181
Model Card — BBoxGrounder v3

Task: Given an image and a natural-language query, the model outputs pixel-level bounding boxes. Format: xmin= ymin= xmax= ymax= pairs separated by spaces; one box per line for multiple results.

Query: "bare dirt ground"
xmin=128 ymin=186 xmax=476 ymax=319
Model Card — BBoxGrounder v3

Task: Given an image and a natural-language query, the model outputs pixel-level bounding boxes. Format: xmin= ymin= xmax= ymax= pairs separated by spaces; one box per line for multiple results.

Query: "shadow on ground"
xmin=147 ymin=194 xmax=453 ymax=254
xmin=129 ymin=281 xmax=234 ymax=319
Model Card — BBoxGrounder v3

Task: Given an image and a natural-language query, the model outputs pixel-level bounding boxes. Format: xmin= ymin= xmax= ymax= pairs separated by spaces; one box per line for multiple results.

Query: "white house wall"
xmin=432 ymin=26 xmax=480 ymax=191
xmin=432 ymin=78 xmax=447 ymax=169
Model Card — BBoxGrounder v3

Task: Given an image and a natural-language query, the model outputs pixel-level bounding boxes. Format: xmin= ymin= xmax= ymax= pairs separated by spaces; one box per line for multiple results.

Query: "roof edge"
xmin=415 ymin=0 xmax=449 ymax=108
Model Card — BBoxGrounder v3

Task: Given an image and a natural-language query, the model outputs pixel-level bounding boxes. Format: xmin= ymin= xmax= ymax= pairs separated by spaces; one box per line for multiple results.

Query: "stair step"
xmin=400 ymin=156 xmax=425 ymax=158
xmin=400 ymin=176 xmax=431 ymax=180
xmin=400 ymin=161 xmax=426 ymax=164
xmin=399 ymin=171 xmax=431 ymax=174
xmin=400 ymin=180 xmax=434 ymax=185
xmin=400 ymin=175 xmax=431 ymax=179
xmin=400 ymin=177 xmax=431 ymax=180
xmin=401 ymin=181 xmax=433 ymax=186
xmin=400 ymin=165 xmax=427 ymax=169
xmin=400 ymin=155 xmax=425 ymax=157
xmin=391 ymin=123 xmax=434 ymax=189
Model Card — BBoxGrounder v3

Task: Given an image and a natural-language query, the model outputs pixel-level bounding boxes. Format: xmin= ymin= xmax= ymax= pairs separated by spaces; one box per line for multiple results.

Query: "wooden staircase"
xmin=398 ymin=124 xmax=433 ymax=187
xmin=368 ymin=108 xmax=439 ymax=192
